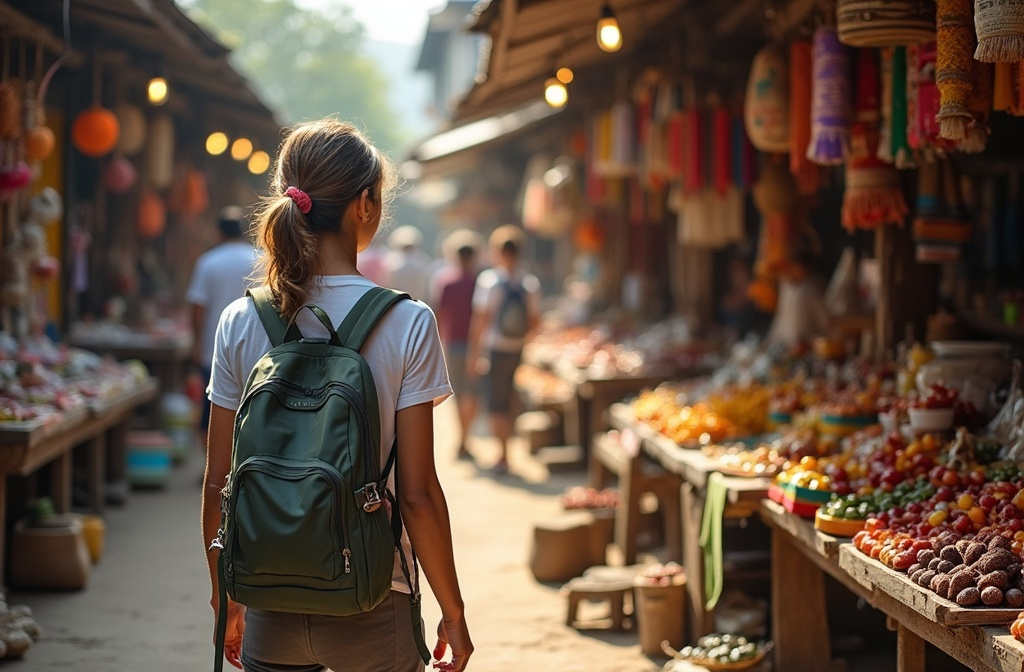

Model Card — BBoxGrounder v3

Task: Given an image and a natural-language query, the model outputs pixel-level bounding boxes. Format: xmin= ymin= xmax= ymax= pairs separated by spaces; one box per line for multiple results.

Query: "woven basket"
xmin=838 ymin=0 xmax=937 ymax=47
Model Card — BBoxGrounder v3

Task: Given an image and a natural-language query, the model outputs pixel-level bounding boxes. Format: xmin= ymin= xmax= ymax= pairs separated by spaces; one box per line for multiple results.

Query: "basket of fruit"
xmin=662 ymin=634 xmax=771 ymax=670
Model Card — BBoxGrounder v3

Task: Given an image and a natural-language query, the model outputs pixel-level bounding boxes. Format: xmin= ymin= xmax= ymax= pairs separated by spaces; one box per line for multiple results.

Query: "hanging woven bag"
xmin=837 ymin=0 xmax=937 ymax=47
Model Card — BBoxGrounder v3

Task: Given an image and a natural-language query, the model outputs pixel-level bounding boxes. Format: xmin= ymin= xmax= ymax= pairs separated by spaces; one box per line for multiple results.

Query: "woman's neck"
xmin=316 ymin=234 xmax=361 ymax=276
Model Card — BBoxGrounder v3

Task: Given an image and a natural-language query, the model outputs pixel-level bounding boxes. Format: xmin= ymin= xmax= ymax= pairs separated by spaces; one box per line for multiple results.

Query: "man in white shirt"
xmin=383 ymin=225 xmax=432 ymax=302
xmin=185 ymin=206 xmax=258 ymax=444
xmin=467 ymin=225 xmax=541 ymax=475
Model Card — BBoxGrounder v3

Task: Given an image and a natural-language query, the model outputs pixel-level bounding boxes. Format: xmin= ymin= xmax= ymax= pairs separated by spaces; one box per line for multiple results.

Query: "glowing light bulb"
xmin=556 ymin=67 xmax=574 ymax=84
xmin=231 ymin=137 xmax=253 ymax=161
xmin=147 ymin=77 xmax=169 ymax=105
xmin=206 ymin=132 xmax=229 ymax=156
xmin=544 ymin=77 xmax=568 ymax=108
xmin=248 ymin=150 xmax=270 ymax=174
xmin=596 ymin=4 xmax=622 ymax=53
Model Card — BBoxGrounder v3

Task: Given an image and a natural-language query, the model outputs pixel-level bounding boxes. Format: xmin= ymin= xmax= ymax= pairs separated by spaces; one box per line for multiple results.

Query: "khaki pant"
xmin=241 ymin=592 xmax=425 ymax=672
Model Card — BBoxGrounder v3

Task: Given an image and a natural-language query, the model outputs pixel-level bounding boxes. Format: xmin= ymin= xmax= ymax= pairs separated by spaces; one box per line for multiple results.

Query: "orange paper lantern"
xmin=72 ymin=107 xmax=120 ymax=157
xmin=137 ymin=192 xmax=166 ymax=238
xmin=24 ymin=126 xmax=56 ymax=162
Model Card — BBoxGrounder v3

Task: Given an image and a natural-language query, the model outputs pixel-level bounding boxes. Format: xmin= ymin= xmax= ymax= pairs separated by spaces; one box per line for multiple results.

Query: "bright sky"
xmin=296 ymin=0 xmax=448 ymax=45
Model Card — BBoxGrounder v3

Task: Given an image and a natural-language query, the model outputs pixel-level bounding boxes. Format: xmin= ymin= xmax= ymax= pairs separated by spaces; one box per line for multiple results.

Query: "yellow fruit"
xmin=928 ymin=510 xmax=948 ymax=527
xmin=968 ymin=507 xmax=986 ymax=525
xmin=957 ymin=494 xmax=975 ymax=511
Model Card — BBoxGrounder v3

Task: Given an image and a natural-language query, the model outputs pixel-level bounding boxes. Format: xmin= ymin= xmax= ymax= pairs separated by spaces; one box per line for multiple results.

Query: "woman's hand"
xmin=432 ymin=615 xmax=473 ymax=672
xmin=212 ymin=599 xmax=246 ymax=669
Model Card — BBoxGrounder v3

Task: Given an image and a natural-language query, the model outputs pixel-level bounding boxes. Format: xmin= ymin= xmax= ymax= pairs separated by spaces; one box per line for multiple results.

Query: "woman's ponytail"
xmin=253 ymin=195 xmax=318 ymax=318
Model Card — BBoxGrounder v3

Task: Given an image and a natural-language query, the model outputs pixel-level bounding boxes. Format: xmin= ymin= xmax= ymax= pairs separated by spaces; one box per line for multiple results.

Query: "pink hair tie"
xmin=285 ymin=186 xmax=312 ymax=214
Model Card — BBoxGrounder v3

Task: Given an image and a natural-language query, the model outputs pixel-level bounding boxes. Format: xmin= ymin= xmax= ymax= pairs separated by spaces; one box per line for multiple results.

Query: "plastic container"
xmin=78 ymin=514 xmax=106 ymax=563
xmin=908 ymin=407 xmax=954 ymax=433
xmin=634 ymin=577 xmax=686 ymax=656
xmin=126 ymin=430 xmax=174 ymax=488
xmin=10 ymin=515 xmax=91 ymax=590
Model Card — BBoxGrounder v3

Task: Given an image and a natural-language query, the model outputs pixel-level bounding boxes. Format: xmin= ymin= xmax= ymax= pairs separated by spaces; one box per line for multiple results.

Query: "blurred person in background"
xmin=430 ymin=229 xmax=483 ymax=461
xmin=466 ymin=225 xmax=541 ymax=475
xmin=384 ymin=224 xmax=432 ymax=301
xmin=186 ymin=206 xmax=258 ymax=453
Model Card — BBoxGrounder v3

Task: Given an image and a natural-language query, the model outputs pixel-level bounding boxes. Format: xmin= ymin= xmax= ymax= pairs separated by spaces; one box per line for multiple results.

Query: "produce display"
xmin=559 ymin=486 xmax=620 ymax=511
xmin=661 ymin=633 xmax=770 ymax=670
xmin=514 ymin=364 xmax=574 ymax=405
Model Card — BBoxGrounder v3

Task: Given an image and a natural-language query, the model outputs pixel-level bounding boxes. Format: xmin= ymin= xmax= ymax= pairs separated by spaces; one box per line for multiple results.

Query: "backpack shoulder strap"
xmin=337 ymin=286 xmax=410 ymax=351
xmin=247 ymin=286 xmax=289 ymax=347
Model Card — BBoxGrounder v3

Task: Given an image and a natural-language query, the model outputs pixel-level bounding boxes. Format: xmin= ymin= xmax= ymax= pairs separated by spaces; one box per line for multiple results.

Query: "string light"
xmin=248 ymin=150 xmax=270 ymax=174
xmin=231 ymin=137 xmax=253 ymax=161
xmin=206 ymin=132 xmax=229 ymax=156
xmin=556 ymin=67 xmax=574 ymax=84
xmin=596 ymin=3 xmax=622 ymax=53
xmin=544 ymin=77 xmax=568 ymax=108
xmin=147 ymin=76 xmax=169 ymax=105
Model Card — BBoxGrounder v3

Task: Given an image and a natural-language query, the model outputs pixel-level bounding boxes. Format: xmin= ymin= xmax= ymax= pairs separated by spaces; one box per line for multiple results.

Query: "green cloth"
xmin=891 ymin=47 xmax=912 ymax=169
xmin=700 ymin=471 xmax=728 ymax=611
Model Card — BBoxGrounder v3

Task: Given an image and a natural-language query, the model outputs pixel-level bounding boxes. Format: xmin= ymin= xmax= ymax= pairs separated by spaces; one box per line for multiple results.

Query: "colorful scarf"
xmin=959 ymin=59 xmax=994 ymax=152
xmin=974 ymin=0 xmax=1024 ymax=63
xmin=712 ymin=106 xmax=732 ymax=195
xmin=891 ymin=47 xmax=914 ymax=167
xmin=807 ymin=27 xmax=851 ymax=165
xmin=935 ymin=0 xmax=975 ymax=140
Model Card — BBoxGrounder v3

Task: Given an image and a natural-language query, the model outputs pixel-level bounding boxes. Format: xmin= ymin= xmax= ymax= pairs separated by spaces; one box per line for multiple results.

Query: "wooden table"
xmin=607 ymin=403 xmax=771 ymax=640
xmin=761 ymin=499 xmax=1024 ymax=672
xmin=0 ymin=378 xmax=158 ymax=586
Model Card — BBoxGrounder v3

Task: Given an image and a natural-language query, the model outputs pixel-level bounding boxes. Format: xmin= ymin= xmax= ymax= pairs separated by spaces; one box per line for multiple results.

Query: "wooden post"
xmin=897 ymin=622 xmax=927 ymax=672
xmin=875 ymin=225 xmax=940 ymax=357
xmin=771 ymin=524 xmax=832 ymax=670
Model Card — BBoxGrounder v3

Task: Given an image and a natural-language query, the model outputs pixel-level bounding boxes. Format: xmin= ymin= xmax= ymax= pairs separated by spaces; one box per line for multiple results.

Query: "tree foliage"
xmin=182 ymin=0 xmax=405 ymax=155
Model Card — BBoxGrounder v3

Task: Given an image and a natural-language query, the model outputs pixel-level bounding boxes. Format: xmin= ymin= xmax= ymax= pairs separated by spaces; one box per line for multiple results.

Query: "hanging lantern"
xmin=144 ymin=114 xmax=174 ymax=190
xmin=103 ymin=157 xmax=138 ymax=194
xmin=168 ymin=168 xmax=209 ymax=215
xmin=114 ymin=103 xmax=147 ymax=156
xmin=744 ymin=46 xmax=790 ymax=154
xmin=24 ymin=126 xmax=56 ymax=162
xmin=137 ymin=192 xmax=166 ymax=238
xmin=72 ymin=106 xmax=120 ymax=157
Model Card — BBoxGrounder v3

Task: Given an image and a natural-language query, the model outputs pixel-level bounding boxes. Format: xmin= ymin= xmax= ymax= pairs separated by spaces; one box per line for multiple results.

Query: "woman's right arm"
xmin=396 ymin=401 xmax=473 ymax=672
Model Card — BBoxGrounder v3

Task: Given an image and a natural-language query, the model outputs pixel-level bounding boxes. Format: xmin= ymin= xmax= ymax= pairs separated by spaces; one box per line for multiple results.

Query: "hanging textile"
xmin=733 ymin=114 xmax=758 ymax=190
xmin=744 ymin=45 xmax=790 ymax=153
xmin=843 ymin=49 xmax=908 ymax=232
xmin=974 ymin=0 xmax=1024 ymax=63
xmin=993 ymin=61 xmax=1015 ymax=110
xmin=960 ymin=59 xmax=994 ymax=152
xmin=910 ymin=42 xmax=945 ymax=150
xmin=807 ymin=26 xmax=852 ymax=165
xmin=789 ymin=39 xmax=821 ymax=195
xmin=913 ymin=156 xmax=972 ymax=263
xmin=609 ymin=100 xmax=636 ymax=176
xmin=891 ymin=46 xmax=914 ymax=167
xmin=934 ymin=0 xmax=976 ymax=140
xmin=747 ymin=161 xmax=801 ymax=312
xmin=683 ymin=107 xmax=705 ymax=194
xmin=877 ymin=48 xmax=895 ymax=162
xmin=712 ymin=106 xmax=733 ymax=195
xmin=837 ymin=0 xmax=937 ymax=47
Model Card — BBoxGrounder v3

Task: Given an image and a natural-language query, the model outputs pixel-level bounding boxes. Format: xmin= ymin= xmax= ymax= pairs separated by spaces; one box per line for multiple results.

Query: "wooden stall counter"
xmin=0 ymin=377 xmax=158 ymax=586
xmin=760 ymin=499 xmax=1024 ymax=672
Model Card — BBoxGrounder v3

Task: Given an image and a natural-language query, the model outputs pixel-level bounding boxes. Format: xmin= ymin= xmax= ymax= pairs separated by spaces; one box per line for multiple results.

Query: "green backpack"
xmin=212 ymin=286 xmax=430 ymax=671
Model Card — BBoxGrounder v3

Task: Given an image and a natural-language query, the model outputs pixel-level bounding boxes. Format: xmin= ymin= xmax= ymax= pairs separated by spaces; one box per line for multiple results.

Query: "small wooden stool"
xmin=563 ymin=573 xmax=635 ymax=631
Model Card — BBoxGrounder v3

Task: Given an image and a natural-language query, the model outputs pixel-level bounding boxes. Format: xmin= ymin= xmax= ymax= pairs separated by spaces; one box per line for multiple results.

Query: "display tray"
xmin=838 ymin=544 xmax=1023 ymax=627
xmin=813 ymin=510 xmax=867 ymax=537
xmin=0 ymin=405 xmax=89 ymax=447
xmin=664 ymin=643 xmax=771 ymax=671
xmin=767 ymin=482 xmax=831 ymax=518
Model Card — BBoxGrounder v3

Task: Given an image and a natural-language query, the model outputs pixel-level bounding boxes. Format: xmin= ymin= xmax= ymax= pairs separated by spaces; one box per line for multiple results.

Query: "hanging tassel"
xmin=789 ymin=39 xmax=820 ymax=195
xmin=974 ymin=0 xmax=1024 ymax=63
xmin=807 ymin=26 xmax=852 ymax=166
xmin=843 ymin=49 xmax=908 ymax=232
xmin=712 ymin=106 xmax=732 ymax=195
xmin=744 ymin=45 xmax=790 ymax=153
xmin=935 ymin=0 xmax=975 ymax=141
xmin=959 ymin=59 xmax=994 ymax=153
xmin=891 ymin=47 xmax=914 ymax=168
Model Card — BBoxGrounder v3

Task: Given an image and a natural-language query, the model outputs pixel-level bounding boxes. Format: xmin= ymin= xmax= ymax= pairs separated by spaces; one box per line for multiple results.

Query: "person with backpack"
xmin=466 ymin=225 xmax=541 ymax=475
xmin=200 ymin=119 xmax=472 ymax=672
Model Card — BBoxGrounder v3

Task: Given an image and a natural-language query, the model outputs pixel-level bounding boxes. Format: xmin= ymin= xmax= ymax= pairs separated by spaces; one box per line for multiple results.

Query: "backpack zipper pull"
xmin=343 ymin=548 xmax=352 ymax=573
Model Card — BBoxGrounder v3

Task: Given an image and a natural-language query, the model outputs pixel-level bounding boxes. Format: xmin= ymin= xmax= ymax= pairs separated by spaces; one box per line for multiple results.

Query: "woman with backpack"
xmin=201 ymin=119 xmax=473 ymax=672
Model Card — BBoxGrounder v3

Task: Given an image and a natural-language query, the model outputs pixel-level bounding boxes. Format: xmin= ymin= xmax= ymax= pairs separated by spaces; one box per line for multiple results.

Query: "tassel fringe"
xmin=806 ymin=129 xmax=848 ymax=166
xmin=975 ymin=36 xmax=1024 ymax=64
xmin=959 ymin=127 xmax=989 ymax=153
xmin=842 ymin=188 xmax=909 ymax=231
xmin=938 ymin=115 xmax=971 ymax=141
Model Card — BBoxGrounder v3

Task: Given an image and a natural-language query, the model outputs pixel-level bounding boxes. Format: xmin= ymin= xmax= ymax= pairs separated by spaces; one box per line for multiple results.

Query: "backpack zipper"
xmin=238 ymin=378 xmax=379 ymax=487
xmin=230 ymin=459 xmax=352 ymax=574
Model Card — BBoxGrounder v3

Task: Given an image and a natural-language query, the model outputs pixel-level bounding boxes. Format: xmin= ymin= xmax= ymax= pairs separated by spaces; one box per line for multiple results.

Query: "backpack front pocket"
xmin=229 ymin=456 xmax=352 ymax=583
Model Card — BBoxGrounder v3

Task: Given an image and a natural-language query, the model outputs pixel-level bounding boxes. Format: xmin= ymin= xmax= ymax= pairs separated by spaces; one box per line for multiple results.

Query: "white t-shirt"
xmin=209 ymin=275 xmax=452 ymax=593
xmin=473 ymin=267 xmax=542 ymax=353
xmin=383 ymin=249 xmax=432 ymax=303
xmin=185 ymin=241 xmax=259 ymax=366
